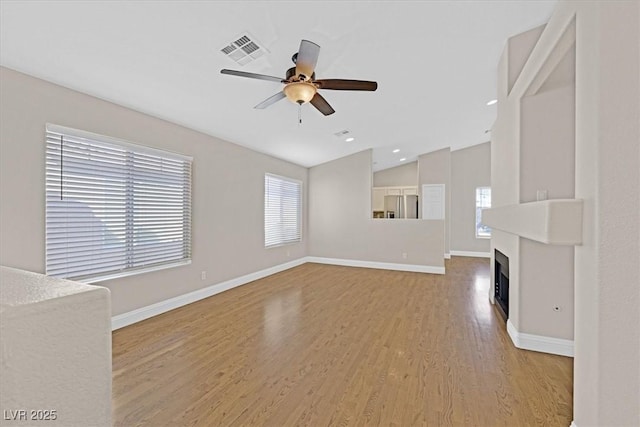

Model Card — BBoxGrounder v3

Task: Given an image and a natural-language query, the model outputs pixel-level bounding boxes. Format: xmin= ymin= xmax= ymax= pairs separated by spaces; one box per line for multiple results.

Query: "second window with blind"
xmin=264 ymin=173 xmax=302 ymax=248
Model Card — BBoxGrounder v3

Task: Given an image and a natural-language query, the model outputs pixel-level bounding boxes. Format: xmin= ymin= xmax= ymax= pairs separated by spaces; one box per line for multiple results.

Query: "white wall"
xmin=571 ymin=2 xmax=639 ymax=424
xmin=373 ymin=161 xmax=418 ymax=187
xmin=494 ymin=1 xmax=639 ymax=425
xmin=373 ymin=143 xmax=492 ymax=257
xmin=489 ymin=24 xmax=544 ymax=333
xmin=520 ymin=86 xmax=575 ymax=204
xmin=418 ymin=148 xmax=451 ymax=256
xmin=1 ymin=267 xmax=111 ymax=427
xmin=0 ymin=67 xmax=308 ymax=316
xmin=450 ymin=142 xmax=491 ymax=254
xmin=518 ymin=76 xmax=576 ymax=341
xmin=308 ymin=150 xmax=444 ymax=269
xmin=492 ymin=23 xmax=577 ymax=341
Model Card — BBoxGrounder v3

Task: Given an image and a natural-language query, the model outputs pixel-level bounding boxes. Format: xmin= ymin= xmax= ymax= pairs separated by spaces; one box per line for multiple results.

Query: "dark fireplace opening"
xmin=494 ymin=249 xmax=509 ymax=320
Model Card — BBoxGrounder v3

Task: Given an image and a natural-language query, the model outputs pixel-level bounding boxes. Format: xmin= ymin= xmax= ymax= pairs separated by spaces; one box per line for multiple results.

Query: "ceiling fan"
xmin=221 ymin=39 xmax=378 ymax=116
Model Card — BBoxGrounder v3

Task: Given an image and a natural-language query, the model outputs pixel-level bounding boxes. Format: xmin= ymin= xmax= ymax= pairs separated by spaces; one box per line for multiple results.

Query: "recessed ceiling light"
xmin=345 ymin=137 xmax=355 ymax=142
xmin=486 ymin=99 xmax=497 ymax=106
xmin=399 ymin=158 xmax=406 ymax=162
xmin=392 ymin=149 xmax=400 ymax=153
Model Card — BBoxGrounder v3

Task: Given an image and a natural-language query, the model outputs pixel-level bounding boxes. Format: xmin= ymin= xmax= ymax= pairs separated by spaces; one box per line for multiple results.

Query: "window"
xmin=264 ymin=174 xmax=301 ymax=247
xmin=476 ymin=187 xmax=491 ymax=238
xmin=45 ymin=124 xmax=192 ymax=282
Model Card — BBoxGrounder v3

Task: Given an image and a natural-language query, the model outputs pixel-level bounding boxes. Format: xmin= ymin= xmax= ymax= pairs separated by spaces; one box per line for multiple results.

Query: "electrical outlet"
xmin=402 ymin=252 xmax=408 ymax=259
xmin=201 ymin=271 xmax=207 ymax=281
xmin=286 ymin=250 xmax=291 ymax=257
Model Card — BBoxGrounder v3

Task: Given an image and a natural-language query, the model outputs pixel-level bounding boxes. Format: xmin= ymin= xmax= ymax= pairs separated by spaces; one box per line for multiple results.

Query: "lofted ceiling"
xmin=0 ymin=1 xmax=556 ymax=171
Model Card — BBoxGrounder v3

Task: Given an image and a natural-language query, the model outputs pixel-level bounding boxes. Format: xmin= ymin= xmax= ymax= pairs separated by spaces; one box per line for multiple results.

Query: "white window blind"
xmin=476 ymin=187 xmax=492 ymax=238
xmin=264 ymin=174 xmax=301 ymax=247
xmin=45 ymin=124 xmax=192 ymax=281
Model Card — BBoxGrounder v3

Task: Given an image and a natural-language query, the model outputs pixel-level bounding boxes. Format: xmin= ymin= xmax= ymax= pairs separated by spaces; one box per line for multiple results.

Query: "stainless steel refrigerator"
xmin=384 ymin=195 xmax=418 ymax=219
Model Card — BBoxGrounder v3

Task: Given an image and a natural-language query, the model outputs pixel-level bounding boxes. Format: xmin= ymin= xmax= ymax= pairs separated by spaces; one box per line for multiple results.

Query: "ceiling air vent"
xmin=220 ymin=32 xmax=268 ymax=66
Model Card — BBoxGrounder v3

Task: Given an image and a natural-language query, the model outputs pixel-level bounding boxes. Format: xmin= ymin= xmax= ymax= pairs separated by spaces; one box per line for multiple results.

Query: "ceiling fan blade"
xmin=295 ymin=40 xmax=320 ymax=79
xmin=315 ymin=79 xmax=378 ymax=91
xmin=310 ymin=93 xmax=335 ymax=116
xmin=221 ymin=69 xmax=284 ymax=83
xmin=254 ymin=91 xmax=286 ymax=109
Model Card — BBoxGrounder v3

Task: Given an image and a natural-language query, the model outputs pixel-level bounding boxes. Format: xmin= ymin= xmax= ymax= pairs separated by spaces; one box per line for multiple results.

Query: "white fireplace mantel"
xmin=481 ymin=199 xmax=583 ymax=245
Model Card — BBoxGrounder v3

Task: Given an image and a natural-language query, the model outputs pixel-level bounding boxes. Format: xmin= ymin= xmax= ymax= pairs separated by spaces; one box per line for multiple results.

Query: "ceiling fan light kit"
xmin=221 ymin=39 xmax=377 ymax=118
xmin=283 ymin=81 xmax=317 ymax=104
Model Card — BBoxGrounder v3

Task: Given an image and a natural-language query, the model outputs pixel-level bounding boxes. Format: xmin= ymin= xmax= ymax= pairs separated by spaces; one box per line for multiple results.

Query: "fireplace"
xmin=494 ymin=249 xmax=509 ymax=320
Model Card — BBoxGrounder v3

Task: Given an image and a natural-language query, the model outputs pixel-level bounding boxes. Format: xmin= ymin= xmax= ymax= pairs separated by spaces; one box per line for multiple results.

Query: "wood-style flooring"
xmin=112 ymin=258 xmax=573 ymax=426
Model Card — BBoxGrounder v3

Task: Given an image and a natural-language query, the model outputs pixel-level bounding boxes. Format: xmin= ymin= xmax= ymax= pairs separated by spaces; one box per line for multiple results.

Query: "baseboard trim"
xmin=450 ymin=250 xmax=491 ymax=258
xmin=570 ymin=421 xmax=577 ymax=427
xmin=506 ymin=319 xmax=574 ymax=357
xmin=111 ymin=258 xmax=307 ymax=330
xmin=444 ymin=253 xmax=451 ymax=259
xmin=306 ymin=256 xmax=445 ymax=275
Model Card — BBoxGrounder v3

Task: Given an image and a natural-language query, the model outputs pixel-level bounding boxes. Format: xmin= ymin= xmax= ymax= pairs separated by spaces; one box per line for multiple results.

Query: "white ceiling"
xmin=0 ymin=1 xmax=556 ymax=171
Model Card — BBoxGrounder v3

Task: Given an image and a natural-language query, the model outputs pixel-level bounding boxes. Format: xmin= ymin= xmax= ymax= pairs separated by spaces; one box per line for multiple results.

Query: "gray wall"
xmin=450 ymin=142 xmax=491 ymax=253
xmin=418 ymin=148 xmax=451 ymax=255
xmin=0 ymin=67 xmax=308 ymax=316
xmin=373 ymin=161 xmax=418 ymax=187
xmin=308 ymin=150 xmax=444 ymax=268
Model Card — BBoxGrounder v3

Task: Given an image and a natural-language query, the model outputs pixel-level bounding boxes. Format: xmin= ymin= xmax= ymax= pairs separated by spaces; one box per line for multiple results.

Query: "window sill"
xmin=79 ymin=260 xmax=192 ymax=284
xmin=265 ymin=241 xmax=302 ymax=249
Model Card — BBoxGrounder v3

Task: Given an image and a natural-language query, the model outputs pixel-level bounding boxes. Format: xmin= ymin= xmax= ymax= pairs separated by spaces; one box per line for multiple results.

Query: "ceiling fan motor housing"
xmin=286 ymin=67 xmax=315 ymax=82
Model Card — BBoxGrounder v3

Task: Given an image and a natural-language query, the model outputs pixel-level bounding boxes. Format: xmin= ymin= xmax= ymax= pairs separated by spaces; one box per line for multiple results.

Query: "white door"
xmin=422 ymin=184 xmax=445 ymax=220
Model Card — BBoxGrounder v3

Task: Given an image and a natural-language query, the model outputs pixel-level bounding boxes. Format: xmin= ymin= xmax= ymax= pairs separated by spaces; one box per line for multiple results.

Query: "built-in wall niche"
xmin=372 ymin=161 xmax=419 ymax=219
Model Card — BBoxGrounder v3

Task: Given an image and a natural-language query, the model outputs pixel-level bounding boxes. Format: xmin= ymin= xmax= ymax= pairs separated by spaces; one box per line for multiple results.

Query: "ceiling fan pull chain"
xmin=298 ymin=104 xmax=302 ymax=125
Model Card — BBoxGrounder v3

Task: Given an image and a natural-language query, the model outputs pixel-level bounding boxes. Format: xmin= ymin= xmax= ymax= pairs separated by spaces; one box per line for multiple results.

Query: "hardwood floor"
xmin=112 ymin=258 xmax=573 ymax=426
